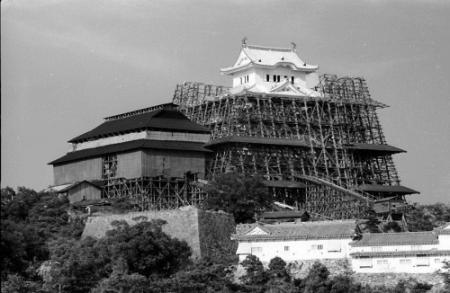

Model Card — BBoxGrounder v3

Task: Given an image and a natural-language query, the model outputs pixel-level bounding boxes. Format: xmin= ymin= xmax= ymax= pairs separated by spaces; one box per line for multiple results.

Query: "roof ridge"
xmin=245 ymin=44 xmax=293 ymax=52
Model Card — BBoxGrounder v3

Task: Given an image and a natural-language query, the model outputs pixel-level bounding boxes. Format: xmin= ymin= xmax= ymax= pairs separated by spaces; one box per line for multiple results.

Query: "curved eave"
xmin=220 ymin=62 xmax=318 ymax=75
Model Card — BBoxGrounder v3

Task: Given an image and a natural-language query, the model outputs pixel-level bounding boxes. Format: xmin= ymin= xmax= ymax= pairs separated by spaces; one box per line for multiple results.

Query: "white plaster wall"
xmin=351 ymin=244 xmax=439 ymax=253
xmin=352 ymin=255 xmax=450 ymax=274
xmin=73 ymin=131 xmax=210 ymax=151
xmin=438 ymin=234 xmax=450 ymax=250
xmin=237 ymin=238 xmax=352 ymax=263
xmin=231 ymin=66 xmax=318 ymax=90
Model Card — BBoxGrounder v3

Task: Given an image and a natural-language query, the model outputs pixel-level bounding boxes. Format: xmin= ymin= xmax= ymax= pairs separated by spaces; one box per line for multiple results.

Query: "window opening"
xmin=266 ymin=74 xmax=270 ymax=82
xmin=102 ymin=154 xmax=117 ymax=179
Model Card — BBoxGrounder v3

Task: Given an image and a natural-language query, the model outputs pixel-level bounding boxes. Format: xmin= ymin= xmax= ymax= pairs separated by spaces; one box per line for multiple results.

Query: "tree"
xmin=45 ymin=237 xmax=112 ymax=293
xmin=204 ymin=172 xmax=272 ymax=223
xmin=1 ymin=274 xmax=42 ymax=293
xmin=302 ymin=261 xmax=331 ymax=293
xmin=268 ymin=257 xmax=290 ymax=282
xmin=104 ymin=220 xmax=191 ymax=277
xmin=406 ymin=203 xmax=450 ymax=232
xmin=240 ymin=255 xmax=268 ymax=286
xmin=93 ymin=259 xmax=148 ymax=293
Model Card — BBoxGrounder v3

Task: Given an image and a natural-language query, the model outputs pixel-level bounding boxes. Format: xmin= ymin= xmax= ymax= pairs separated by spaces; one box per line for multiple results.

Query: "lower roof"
xmin=49 ymin=139 xmax=211 ymax=165
xmin=344 ymin=143 xmax=405 ymax=155
xmin=357 ymin=184 xmax=419 ymax=195
xmin=350 ymin=231 xmax=438 ymax=247
xmin=205 ymin=136 xmax=309 ymax=148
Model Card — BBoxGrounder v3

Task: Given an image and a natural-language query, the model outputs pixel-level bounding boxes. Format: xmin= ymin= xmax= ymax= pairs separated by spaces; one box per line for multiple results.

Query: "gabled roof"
xmin=221 ymin=44 xmax=318 ymax=74
xmin=57 ymin=180 xmax=104 ymax=193
xmin=233 ymin=220 xmax=357 ymax=241
xmin=69 ymin=108 xmax=210 ymax=143
xmin=350 ymin=231 xmax=438 ymax=247
xmin=49 ymin=139 xmax=211 ymax=165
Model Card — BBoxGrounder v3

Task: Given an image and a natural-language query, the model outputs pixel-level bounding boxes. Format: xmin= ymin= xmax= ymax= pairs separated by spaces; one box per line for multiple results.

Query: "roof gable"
xmin=221 ymin=44 xmax=318 ymax=74
xmin=247 ymin=226 xmax=269 ymax=236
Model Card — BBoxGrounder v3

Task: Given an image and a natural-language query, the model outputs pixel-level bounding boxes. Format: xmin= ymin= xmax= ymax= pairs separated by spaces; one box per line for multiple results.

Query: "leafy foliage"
xmin=406 ymin=203 xmax=450 ymax=231
xmin=104 ymin=220 xmax=191 ymax=277
xmin=204 ymin=172 xmax=272 ymax=223
xmin=240 ymin=255 xmax=268 ymax=286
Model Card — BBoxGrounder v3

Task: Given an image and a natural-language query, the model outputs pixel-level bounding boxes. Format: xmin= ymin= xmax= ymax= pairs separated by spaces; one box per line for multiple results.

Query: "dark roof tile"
xmin=350 ymin=231 xmax=438 ymax=247
xmin=69 ymin=109 xmax=210 ymax=143
xmin=50 ymin=139 xmax=211 ymax=165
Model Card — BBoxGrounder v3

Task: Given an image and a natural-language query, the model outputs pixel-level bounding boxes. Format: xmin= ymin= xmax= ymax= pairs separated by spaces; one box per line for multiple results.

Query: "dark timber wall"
xmin=54 ymin=158 xmax=102 ymax=185
xmin=141 ymin=149 xmax=206 ymax=178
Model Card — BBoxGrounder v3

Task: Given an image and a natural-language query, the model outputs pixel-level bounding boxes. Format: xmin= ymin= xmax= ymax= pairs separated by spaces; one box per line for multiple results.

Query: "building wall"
xmin=54 ymin=158 xmax=102 ymax=185
xmin=82 ymin=206 xmax=235 ymax=260
xmin=116 ymin=151 xmax=143 ymax=178
xmin=351 ymin=244 xmax=439 ymax=253
xmin=352 ymin=255 xmax=450 ymax=274
xmin=67 ymin=183 xmax=102 ymax=204
xmin=237 ymin=238 xmax=353 ymax=263
xmin=141 ymin=150 xmax=206 ymax=178
xmin=72 ymin=131 xmax=210 ymax=151
xmin=232 ymin=67 xmax=318 ymax=89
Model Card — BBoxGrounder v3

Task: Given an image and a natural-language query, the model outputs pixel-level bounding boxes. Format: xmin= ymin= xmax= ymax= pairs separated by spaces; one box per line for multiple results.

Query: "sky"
xmin=2 ymin=0 xmax=449 ymax=204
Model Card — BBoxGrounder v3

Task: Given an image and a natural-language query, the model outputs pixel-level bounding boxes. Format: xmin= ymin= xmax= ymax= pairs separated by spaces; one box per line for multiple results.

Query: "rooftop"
xmin=69 ymin=108 xmax=210 ymax=143
xmin=221 ymin=43 xmax=318 ymax=74
xmin=49 ymin=139 xmax=211 ymax=165
xmin=233 ymin=220 xmax=358 ymax=241
xmin=350 ymin=231 xmax=438 ymax=247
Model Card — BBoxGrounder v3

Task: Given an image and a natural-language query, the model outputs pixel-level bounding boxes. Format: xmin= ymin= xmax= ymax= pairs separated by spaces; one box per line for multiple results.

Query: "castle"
xmin=50 ymin=41 xmax=418 ymax=221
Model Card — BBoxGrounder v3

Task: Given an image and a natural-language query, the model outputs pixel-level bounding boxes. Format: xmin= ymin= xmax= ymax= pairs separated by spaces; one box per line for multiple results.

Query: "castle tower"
xmin=173 ymin=41 xmax=418 ymax=220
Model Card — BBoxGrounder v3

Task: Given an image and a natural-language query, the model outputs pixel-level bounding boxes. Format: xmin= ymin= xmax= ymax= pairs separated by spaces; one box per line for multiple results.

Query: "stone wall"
xmin=197 ymin=209 xmax=236 ymax=260
xmin=287 ymin=258 xmax=353 ymax=279
xmin=82 ymin=206 xmax=236 ymax=260
xmin=82 ymin=206 xmax=201 ymax=257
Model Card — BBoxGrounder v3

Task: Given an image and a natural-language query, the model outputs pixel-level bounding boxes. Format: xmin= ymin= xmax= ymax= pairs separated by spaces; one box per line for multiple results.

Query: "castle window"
xmin=251 ymin=247 xmax=262 ymax=255
xmin=291 ymin=76 xmax=295 ymax=84
xmin=284 ymin=246 xmax=290 ymax=251
xmin=102 ymin=154 xmax=117 ymax=179
xmin=277 ymin=75 xmax=280 ymax=82
xmin=266 ymin=74 xmax=270 ymax=82
xmin=273 ymin=75 xmax=276 ymax=82
xmin=240 ymin=77 xmax=243 ymax=85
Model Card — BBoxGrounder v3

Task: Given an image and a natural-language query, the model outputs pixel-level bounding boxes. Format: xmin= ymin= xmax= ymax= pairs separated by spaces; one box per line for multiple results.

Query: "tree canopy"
xmin=204 ymin=172 xmax=272 ymax=223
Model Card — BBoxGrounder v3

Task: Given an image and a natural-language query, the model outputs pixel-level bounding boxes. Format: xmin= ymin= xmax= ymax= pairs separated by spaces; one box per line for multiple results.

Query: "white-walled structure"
xmin=232 ymin=220 xmax=358 ymax=263
xmin=233 ymin=221 xmax=450 ymax=274
xmin=350 ymin=224 xmax=450 ymax=273
xmin=220 ymin=41 xmax=321 ymax=97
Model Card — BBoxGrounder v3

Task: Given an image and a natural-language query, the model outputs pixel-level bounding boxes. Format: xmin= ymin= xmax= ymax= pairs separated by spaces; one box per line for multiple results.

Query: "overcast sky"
xmin=2 ymin=0 xmax=449 ymax=204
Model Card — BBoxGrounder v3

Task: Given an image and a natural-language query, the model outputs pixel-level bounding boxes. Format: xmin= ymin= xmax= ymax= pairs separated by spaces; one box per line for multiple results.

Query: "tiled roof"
xmin=49 ymin=139 xmax=211 ymax=165
xmin=57 ymin=180 xmax=104 ymax=193
xmin=344 ymin=143 xmax=405 ymax=154
xmin=350 ymin=231 xmax=438 ymax=247
xmin=221 ymin=44 xmax=318 ymax=74
xmin=69 ymin=109 xmax=210 ymax=143
xmin=233 ymin=220 xmax=357 ymax=241
xmin=357 ymin=184 xmax=419 ymax=195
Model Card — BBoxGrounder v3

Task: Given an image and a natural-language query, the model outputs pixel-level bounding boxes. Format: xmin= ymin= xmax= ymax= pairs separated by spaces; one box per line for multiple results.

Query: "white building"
xmin=233 ymin=221 xmax=450 ymax=274
xmin=220 ymin=40 xmax=321 ymax=97
xmin=232 ymin=220 xmax=358 ymax=263
xmin=350 ymin=224 xmax=450 ymax=274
